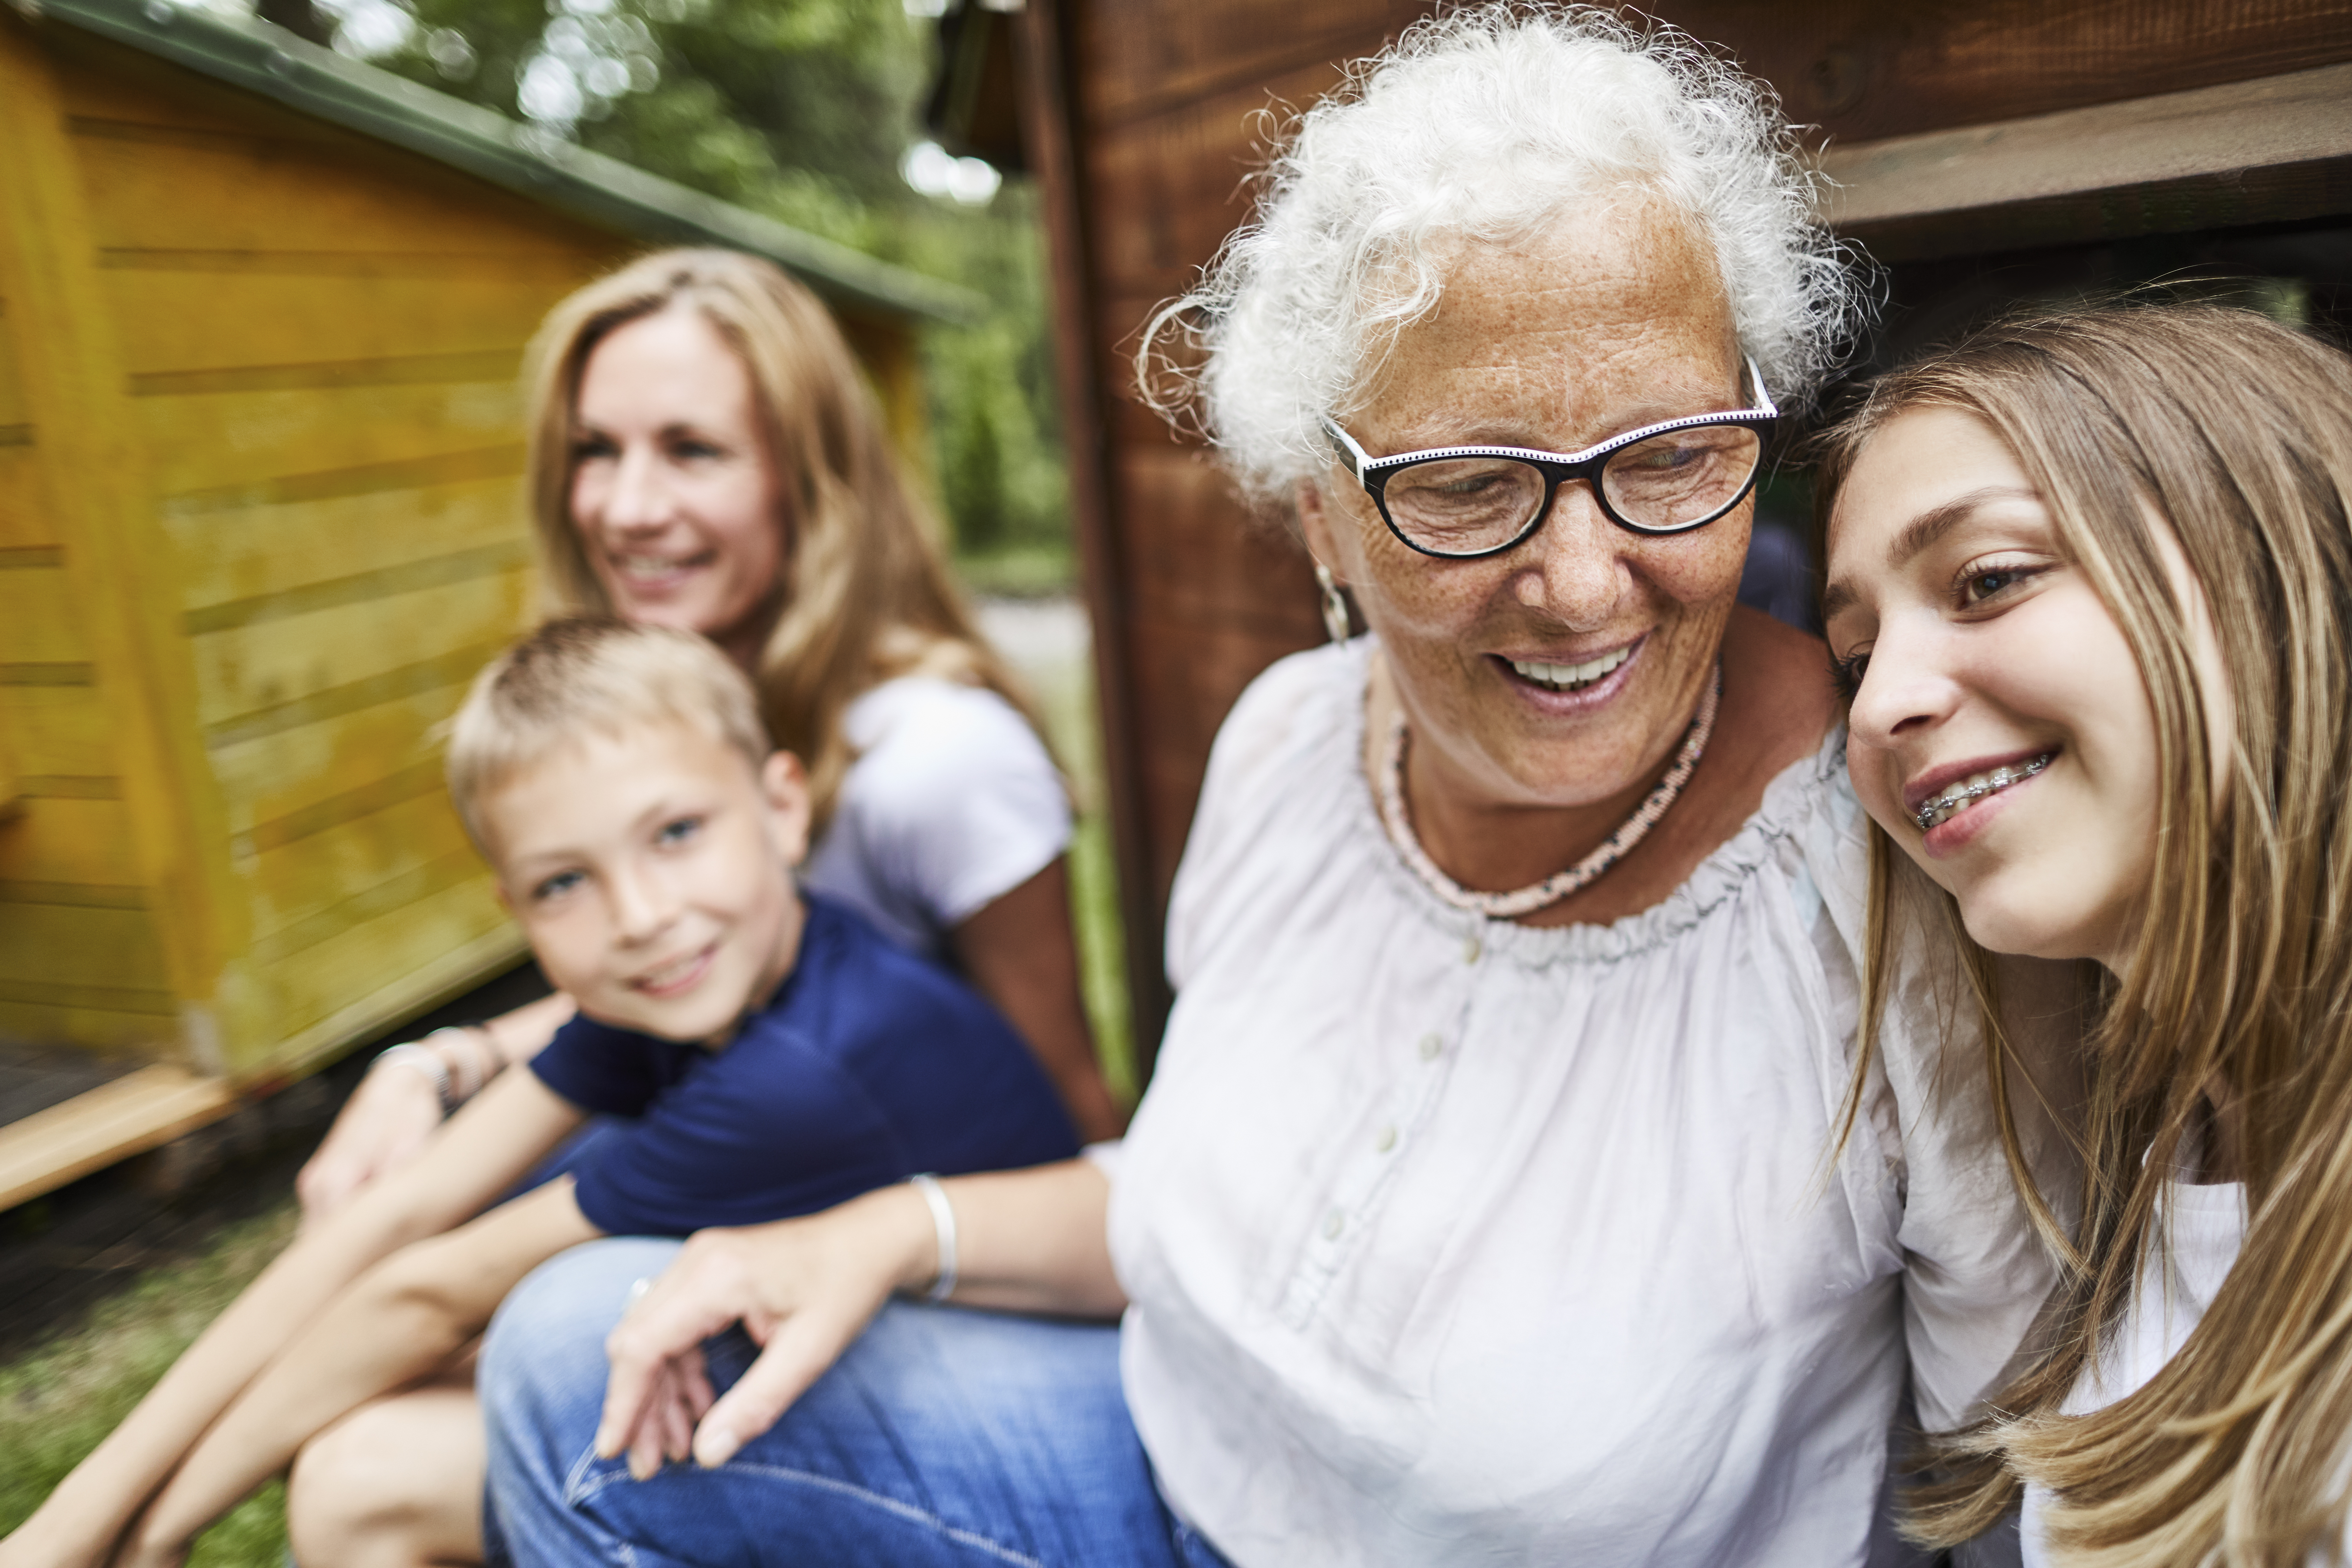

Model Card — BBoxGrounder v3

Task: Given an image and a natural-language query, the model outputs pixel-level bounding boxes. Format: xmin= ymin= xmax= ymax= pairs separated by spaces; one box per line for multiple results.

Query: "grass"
xmin=0 ymin=588 xmax=1137 ymax=1559
xmin=0 ymin=1206 xmax=298 ymax=1564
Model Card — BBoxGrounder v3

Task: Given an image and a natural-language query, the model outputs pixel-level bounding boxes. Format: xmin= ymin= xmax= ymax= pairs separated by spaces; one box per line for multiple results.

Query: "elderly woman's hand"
xmin=597 ymin=1183 xmax=938 ymax=1471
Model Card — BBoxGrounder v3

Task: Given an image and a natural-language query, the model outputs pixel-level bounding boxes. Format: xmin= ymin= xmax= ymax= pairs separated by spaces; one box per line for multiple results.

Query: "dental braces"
xmin=1913 ymin=755 xmax=2050 ymax=833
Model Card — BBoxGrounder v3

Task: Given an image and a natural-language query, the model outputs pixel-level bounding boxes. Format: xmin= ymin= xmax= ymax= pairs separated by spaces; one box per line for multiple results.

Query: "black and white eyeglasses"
xmin=1320 ymin=358 xmax=1779 ymax=560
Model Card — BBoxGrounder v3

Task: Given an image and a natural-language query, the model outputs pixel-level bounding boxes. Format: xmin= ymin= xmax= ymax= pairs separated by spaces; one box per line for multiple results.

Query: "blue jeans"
xmin=479 ymin=1238 xmax=1233 ymax=1568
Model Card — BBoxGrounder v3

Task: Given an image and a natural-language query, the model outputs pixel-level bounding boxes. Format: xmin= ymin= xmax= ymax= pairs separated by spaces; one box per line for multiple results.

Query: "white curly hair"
xmin=1141 ymin=4 xmax=1864 ymax=508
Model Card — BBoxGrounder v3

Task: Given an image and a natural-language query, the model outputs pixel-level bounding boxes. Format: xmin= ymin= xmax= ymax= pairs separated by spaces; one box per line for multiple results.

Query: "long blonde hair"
xmin=521 ymin=248 xmax=1040 ymax=830
xmin=1817 ymin=302 xmax=2352 ymax=1565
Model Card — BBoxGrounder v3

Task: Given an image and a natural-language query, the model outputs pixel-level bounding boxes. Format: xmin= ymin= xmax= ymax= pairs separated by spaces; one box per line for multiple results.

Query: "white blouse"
xmin=799 ymin=676 xmax=1070 ymax=957
xmin=2019 ymin=1180 xmax=2247 ymax=1567
xmin=1107 ymin=638 xmax=2060 ymax=1568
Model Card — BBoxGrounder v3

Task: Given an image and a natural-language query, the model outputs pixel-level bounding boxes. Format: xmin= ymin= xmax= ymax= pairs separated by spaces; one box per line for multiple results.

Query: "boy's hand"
xmin=294 ymin=1063 xmax=445 ymax=1223
xmin=596 ymin=1185 xmax=934 ymax=1470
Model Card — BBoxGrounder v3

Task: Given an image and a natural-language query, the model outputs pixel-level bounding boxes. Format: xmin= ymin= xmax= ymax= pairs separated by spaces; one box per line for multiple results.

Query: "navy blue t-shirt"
xmin=530 ymin=895 xmax=1080 ymax=1236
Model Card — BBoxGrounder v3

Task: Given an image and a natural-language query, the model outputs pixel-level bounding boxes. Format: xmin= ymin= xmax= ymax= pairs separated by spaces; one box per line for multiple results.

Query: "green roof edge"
xmin=33 ymin=0 xmax=985 ymax=325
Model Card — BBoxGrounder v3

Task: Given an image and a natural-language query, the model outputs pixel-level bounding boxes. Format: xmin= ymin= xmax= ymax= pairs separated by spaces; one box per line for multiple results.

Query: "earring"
xmin=1315 ymin=562 xmax=1351 ymax=645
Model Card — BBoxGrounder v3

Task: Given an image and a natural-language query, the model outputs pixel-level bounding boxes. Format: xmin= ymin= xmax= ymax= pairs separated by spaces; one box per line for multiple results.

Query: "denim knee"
xmin=484 ymin=1237 xmax=679 ymax=1432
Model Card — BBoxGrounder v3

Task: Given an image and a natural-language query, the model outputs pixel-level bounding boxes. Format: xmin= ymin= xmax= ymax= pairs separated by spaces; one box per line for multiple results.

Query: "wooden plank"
xmin=0 ymin=1065 xmax=237 ymax=1211
xmin=0 ymin=15 xmax=234 ymax=1026
xmin=50 ymin=43 xmax=620 ymax=258
xmin=163 ymin=482 xmax=528 ymax=646
xmin=0 ymin=997 xmax=175 ymax=1051
xmin=1073 ymin=0 xmax=1406 ymax=129
xmin=1656 ymin=0 xmax=2352 ymax=150
xmin=0 ymin=687 xmax=116 ymax=779
xmin=99 ymin=271 xmax=584 ymax=378
xmin=0 ymin=301 xmax=27 ymax=428
xmin=72 ymin=127 xmax=614 ymax=260
xmin=191 ymin=571 xmax=525 ymax=733
xmin=132 ymin=376 xmax=524 ymax=498
xmin=1081 ymin=59 xmax=1348 ymax=297
xmin=249 ymin=911 xmax=526 ymax=1083
xmin=243 ymin=788 xmax=477 ymax=945
xmin=184 ymin=540 xmax=530 ymax=637
xmin=1821 ymin=62 xmax=2352 ymax=260
xmin=209 ymin=677 xmax=475 ymax=838
xmin=250 ymin=874 xmax=516 ymax=1071
xmin=1128 ymin=610 xmax=1321 ymax=906
xmin=0 ymin=902 xmax=173 ymax=994
xmin=1020 ymin=0 xmax=1176 ymax=1063
xmin=0 ymin=451 xmax=48 ymax=550
xmin=1112 ymin=446 xmax=1320 ymax=903
xmin=0 ymin=567 xmax=93 ymax=665
xmin=0 ymin=798 xmax=147 ymax=884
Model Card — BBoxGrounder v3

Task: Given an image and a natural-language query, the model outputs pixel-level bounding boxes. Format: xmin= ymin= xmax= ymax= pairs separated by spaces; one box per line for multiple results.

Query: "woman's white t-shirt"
xmin=2018 ymin=1180 xmax=2248 ymax=1567
xmin=1105 ymin=639 xmax=2065 ymax=1568
xmin=797 ymin=676 xmax=1070 ymax=957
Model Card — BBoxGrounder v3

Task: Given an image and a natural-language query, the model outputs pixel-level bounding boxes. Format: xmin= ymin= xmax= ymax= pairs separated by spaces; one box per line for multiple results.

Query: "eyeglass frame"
xmin=1318 ymin=357 xmax=1779 ymax=560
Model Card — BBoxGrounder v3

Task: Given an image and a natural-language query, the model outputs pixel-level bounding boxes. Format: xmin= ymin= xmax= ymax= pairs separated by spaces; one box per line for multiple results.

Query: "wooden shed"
xmin=976 ymin=0 xmax=2352 ymax=1064
xmin=0 ymin=0 xmax=975 ymax=1207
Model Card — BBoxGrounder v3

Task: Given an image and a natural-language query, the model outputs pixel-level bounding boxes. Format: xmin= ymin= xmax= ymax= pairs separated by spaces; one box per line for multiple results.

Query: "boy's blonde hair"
xmin=447 ymin=616 xmax=771 ymax=849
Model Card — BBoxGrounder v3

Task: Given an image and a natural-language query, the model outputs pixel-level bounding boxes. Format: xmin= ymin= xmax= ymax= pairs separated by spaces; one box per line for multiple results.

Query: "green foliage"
xmin=358 ymin=0 xmax=1070 ymax=572
xmin=0 ymin=1207 xmax=298 ymax=1566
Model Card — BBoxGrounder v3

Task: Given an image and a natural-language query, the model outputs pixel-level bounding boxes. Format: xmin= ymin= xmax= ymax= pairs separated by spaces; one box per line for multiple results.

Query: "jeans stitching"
xmin=565 ymin=1444 xmax=618 ymax=1507
xmin=566 ymin=1451 xmax=1046 ymax=1568
xmin=721 ymin=1463 xmax=1049 ymax=1567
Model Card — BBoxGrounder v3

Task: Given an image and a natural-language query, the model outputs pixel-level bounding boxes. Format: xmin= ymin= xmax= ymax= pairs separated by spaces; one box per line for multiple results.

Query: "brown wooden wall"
xmin=1017 ymin=0 xmax=2352 ymax=1060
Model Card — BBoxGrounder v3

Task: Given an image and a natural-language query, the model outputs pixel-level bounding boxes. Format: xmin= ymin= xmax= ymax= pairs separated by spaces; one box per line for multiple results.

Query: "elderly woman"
xmin=474 ymin=10 xmax=2062 ymax=1565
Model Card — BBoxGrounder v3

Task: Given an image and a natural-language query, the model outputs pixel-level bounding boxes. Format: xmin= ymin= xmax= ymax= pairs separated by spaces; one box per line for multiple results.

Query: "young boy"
xmin=1 ymin=617 xmax=1079 ymax=1568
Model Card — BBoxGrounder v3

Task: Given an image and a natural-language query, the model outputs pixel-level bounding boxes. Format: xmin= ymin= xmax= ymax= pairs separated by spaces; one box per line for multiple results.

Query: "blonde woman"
xmin=1820 ymin=301 xmax=2352 ymax=1563
xmin=301 ymin=250 xmax=1124 ymax=1218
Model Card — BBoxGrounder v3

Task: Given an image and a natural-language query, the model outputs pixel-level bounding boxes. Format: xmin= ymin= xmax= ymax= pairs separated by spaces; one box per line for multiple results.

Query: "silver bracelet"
xmin=908 ymin=1173 xmax=958 ymax=1304
xmin=372 ymin=1041 xmax=451 ymax=1111
xmin=421 ymin=1026 xmax=490 ymax=1102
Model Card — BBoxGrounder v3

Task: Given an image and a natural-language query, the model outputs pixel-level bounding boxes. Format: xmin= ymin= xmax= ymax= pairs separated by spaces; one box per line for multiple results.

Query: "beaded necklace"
xmin=1376 ymin=663 xmax=1723 ymax=919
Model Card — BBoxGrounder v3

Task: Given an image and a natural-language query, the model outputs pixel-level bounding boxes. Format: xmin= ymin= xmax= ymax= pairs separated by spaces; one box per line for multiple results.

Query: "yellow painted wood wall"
xmin=0 ymin=16 xmax=926 ymax=1084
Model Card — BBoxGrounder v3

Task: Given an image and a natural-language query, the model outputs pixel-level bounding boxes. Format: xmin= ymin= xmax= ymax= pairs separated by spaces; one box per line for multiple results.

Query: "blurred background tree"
xmin=268 ymin=0 xmax=1074 ymax=591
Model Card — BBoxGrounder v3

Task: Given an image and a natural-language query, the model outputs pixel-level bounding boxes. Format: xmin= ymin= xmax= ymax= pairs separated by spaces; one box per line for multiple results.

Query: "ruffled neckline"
xmin=1328 ymin=635 xmax=1846 ymax=968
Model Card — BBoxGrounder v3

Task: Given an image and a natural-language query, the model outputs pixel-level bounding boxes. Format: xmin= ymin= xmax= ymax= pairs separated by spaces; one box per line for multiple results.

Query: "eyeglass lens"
xmin=1380 ymin=424 xmax=1762 ymax=553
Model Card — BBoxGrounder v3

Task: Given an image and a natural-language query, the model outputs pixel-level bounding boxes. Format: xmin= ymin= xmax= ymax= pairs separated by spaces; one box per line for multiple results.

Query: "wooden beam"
xmin=1822 ymin=61 xmax=2352 ymax=261
xmin=0 ymin=1064 xmax=234 ymax=1211
xmin=0 ymin=16 xmax=236 ymax=1064
xmin=1016 ymin=0 xmax=1174 ymax=1073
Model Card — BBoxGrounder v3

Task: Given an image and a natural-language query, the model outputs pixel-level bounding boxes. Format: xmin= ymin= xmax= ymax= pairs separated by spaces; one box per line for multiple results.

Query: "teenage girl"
xmin=1820 ymin=300 xmax=2352 ymax=1564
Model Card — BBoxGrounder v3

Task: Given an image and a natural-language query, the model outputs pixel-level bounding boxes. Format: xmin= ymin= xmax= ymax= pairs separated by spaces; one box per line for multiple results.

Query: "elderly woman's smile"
xmin=1300 ymin=194 xmax=1751 ymax=841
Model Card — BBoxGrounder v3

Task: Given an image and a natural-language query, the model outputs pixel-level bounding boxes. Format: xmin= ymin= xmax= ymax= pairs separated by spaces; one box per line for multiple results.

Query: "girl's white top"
xmin=1106 ymin=638 xmax=2060 ymax=1568
xmin=2019 ymin=1180 xmax=2247 ymax=1567
xmin=799 ymin=675 xmax=1070 ymax=957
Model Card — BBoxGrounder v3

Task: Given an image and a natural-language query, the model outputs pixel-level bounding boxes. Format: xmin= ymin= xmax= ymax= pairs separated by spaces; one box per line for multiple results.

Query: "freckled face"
xmin=1824 ymin=406 xmax=2227 ymax=972
xmin=1298 ymin=195 xmax=1752 ymax=813
xmin=569 ymin=309 xmax=787 ymax=654
xmin=483 ymin=722 xmax=811 ymax=1044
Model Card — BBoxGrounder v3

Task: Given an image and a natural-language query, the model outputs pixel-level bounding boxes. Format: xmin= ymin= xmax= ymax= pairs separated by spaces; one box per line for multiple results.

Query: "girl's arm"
xmin=0 ymin=1070 xmax=583 ymax=1568
xmin=952 ymin=860 xmax=1125 ymax=1141
xmin=599 ymin=1158 xmax=1120 ymax=1476
xmin=296 ymin=992 xmax=579 ymax=1222
xmin=121 ymin=1180 xmax=602 ymax=1567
